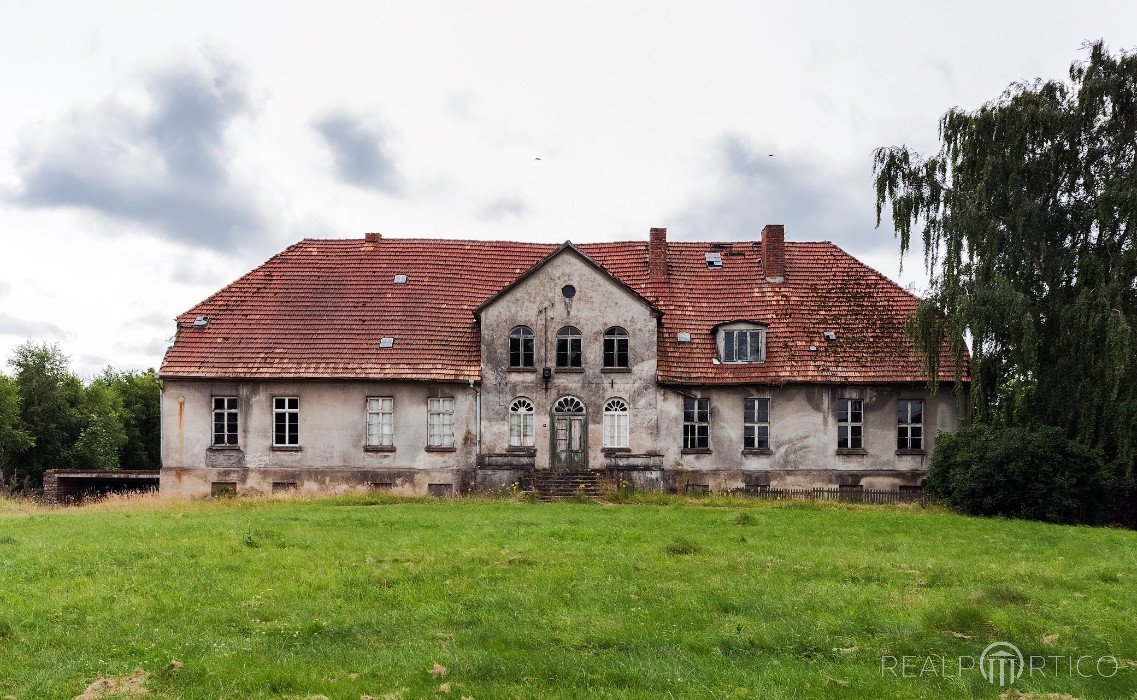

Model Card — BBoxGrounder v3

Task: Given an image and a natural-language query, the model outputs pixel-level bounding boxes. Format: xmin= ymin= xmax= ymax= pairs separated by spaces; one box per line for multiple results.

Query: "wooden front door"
xmin=551 ymin=396 xmax=587 ymax=470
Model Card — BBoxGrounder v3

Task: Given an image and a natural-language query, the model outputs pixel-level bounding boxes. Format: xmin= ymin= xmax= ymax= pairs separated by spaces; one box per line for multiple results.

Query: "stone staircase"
xmin=532 ymin=470 xmax=606 ymax=501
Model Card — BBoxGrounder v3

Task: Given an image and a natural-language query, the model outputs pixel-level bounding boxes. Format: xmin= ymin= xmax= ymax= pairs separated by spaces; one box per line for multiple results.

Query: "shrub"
xmin=925 ymin=424 xmax=1111 ymax=524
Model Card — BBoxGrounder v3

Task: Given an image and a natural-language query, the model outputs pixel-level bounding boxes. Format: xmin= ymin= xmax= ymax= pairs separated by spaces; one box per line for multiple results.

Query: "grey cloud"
xmin=675 ymin=134 xmax=891 ymax=257
xmin=314 ymin=112 xmax=401 ymax=194
xmin=0 ymin=313 xmax=70 ymax=340
xmin=10 ymin=56 xmax=264 ymax=251
xmin=477 ymin=196 xmax=528 ymax=222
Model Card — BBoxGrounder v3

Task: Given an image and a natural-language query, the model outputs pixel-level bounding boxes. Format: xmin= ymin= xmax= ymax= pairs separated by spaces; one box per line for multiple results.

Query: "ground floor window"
xmin=743 ymin=397 xmax=770 ymax=449
xmin=837 ymin=398 xmax=862 ymax=449
xmin=212 ymin=396 xmax=238 ymax=446
xmin=897 ymin=399 xmax=923 ymax=450
xmin=273 ymin=397 xmax=299 ymax=446
xmin=509 ymin=397 xmax=535 ymax=447
xmin=366 ymin=397 xmax=394 ymax=447
xmin=682 ymin=397 xmax=710 ymax=450
xmin=428 ymin=397 xmax=455 ymax=447
xmin=603 ymin=398 xmax=629 ymax=448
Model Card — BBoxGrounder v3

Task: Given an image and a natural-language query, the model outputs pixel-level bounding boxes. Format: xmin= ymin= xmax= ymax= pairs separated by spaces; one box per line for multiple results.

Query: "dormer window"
xmin=718 ymin=322 xmax=766 ymax=363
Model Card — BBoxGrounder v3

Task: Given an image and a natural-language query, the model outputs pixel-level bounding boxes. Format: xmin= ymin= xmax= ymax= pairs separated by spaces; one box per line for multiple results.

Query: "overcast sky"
xmin=1 ymin=1 xmax=1134 ymax=377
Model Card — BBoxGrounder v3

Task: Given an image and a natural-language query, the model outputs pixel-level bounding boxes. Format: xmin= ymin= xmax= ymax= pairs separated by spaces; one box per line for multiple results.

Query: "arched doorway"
xmin=550 ymin=396 xmax=587 ymax=469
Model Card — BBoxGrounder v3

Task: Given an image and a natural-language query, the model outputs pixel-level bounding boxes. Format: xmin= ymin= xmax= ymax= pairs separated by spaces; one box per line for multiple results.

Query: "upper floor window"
xmin=718 ymin=322 xmax=766 ymax=363
xmin=897 ymin=399 xmax=923 ymax=450
xmin=743 ymin=397 xmax=770 ymax=450
xmin=683 ymin=397 xmax=710 ymax=450
xmin=366 ymin=397 xmax=394 ymax=447
xmin=603 ymin=327 xmax=629 ymax=368
xmin=837 ymin=398 xmax=863 ymax=450
xmin=509 ymin=397 xmax=535 ymax=448
xmin=273 ymin=397 xmax=299 ymax=447
xmin=556 ymin=326 xmax=582 ymax=368
xmin=428 ymin=397 xmax=455 ymax=448
xmin=509 ymin=325 xmax=535 ymax=368
xmin=212 ymin=397 xmax=239 ymax=446
xmin=603 ymin=398 xmax=630 ymax=448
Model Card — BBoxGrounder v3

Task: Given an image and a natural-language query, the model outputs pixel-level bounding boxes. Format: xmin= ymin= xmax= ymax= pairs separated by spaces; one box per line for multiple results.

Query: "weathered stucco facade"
xmin=159 ymin=227 xmax=967 ymax=497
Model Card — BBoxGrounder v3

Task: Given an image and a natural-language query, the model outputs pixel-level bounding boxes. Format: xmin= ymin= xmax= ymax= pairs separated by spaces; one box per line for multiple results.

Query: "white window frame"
xmin=897 ymin=399 xmax=924 ymax=450
xmin=509 ymin=397 xmax=535 ymax=448
xmin=366 ymin=397 xmax=394 ymax=447
xmin=837 ymin=398 xmax=863 ymax=450
xmin=428 ymin=397 xmax=455 ymax=448
xmin=212 ymin=396 xmax=239 ymax=446
xmin=602 ymin=398 xmax=630 ymax=449
xmin=682 ymin=397 xmax=710 ymax=450
xmin=743 ymin=397 xmax=770 ymax=450
xmin=273 ymin=396 xmax=300 ymax=447
xmin=718 ymin=322 xmax=766 ymax=363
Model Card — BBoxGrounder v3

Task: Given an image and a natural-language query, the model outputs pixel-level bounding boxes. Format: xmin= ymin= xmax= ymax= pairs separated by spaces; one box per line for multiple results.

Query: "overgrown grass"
xmin=1 ymin=494 xmax=1136 ymax=698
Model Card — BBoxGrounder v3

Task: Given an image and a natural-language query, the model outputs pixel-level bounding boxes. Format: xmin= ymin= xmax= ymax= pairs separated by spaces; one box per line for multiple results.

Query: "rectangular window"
xmin=743 ymin=397 xmax=770 ymax=450
xmin=212 ymin=396 xmax=239 ymax=446
xmin=682 ymin=397 xmax=710 ymax=450
xmin=428 ymin=397 xmax=455 ymax=447
xmin=273 ymin=396 xmax=299 ymax=446
xmin=366 ymin=397 xmax=394 ymax=447
xmin=603 ymin=410 xmax=629 ymax=448
xmin=897 ymin=399 xmax=924 ymax=450
xmin=723 ymin=329 xmax=764 ymax=363
xmin=837 ymin=398 xmax=863 ymax=450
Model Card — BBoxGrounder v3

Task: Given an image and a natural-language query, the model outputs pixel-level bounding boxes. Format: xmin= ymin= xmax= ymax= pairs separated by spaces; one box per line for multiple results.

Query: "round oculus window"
xmin=562 ymin=284 xmax=576 ymax=298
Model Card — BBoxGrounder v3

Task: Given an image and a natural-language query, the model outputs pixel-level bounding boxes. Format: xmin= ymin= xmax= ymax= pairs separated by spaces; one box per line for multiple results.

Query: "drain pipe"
xmin=469 ymin=379 xmax=481 ymax=457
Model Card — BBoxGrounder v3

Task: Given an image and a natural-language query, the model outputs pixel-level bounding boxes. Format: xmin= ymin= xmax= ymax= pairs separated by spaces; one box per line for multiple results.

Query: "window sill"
xmin=742 ymin=448 xmax=773 ymax=456
xmin=600 ymin=367 xmax=631 ymax=373
xmin=425 ymin=445 xmax=457 ymax=453
xmin=895 ymin=449 xmax=927 ymax=456
xmin=507 ymin=446 xmax=536 ymax=454
xmin=835 ymin=448 xmax=867 ymax=456
xmin=208 ymin=445 xmax=242 ymax=451
xmin=271 ymin=445 xmax=303 ymax=452
xmin=507 ymin=367 xmax=536 ymax=373
xmin=364 ymin=445 xmax=396 ymax=453
xmin=555 ymin=367 xmax=584 ymax=374
xmin=602 ymin=447 xmax=631 ymax=455
xmin=681 ymin=448 xmax=713 ymax=455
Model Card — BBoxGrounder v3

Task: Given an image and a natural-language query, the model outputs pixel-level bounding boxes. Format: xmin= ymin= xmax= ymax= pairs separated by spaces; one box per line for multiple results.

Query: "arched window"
xmin=552 ymin=395 xmax=586 ymax=414
xmin=603 ymin=398 xmax=629 ymax=449
xmin=556 ymin=326 xmax=582 ymax=368
xmin=509 ymin=326 xmax=534 ymax=368
xmin=509 ymin=397 xmax=535 ymax=448
xmin=603 ymin=326 xmax=629 ymax=368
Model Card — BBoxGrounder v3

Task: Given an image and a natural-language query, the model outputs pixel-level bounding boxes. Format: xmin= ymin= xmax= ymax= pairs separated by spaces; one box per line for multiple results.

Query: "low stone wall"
xmin=43 ymin=469 xmax=161 ymax=505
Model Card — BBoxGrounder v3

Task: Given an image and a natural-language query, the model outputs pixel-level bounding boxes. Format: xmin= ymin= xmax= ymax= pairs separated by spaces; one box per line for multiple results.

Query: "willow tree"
xmin=873 ymin=41 xmax=1136 ymax=472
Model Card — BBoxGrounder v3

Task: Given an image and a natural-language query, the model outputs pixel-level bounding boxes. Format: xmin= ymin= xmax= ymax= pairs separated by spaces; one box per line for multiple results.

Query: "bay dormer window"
xmin=717 ymin=322 xmax=766 ymax=363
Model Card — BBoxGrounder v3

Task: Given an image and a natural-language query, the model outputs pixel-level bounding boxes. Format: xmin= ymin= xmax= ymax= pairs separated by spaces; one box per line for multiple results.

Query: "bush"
xmin=925 ymin=424 xmax=1112 ymax=524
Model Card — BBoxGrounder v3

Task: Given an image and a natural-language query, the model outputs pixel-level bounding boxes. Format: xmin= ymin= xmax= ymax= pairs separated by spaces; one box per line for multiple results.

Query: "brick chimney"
xmin=761 ymin=224 xmax=785 ymax=283
xmin=648 ymin=227 xmax=668 ymax=279
xmin=364 ymin=232 xmax=382 ymax=242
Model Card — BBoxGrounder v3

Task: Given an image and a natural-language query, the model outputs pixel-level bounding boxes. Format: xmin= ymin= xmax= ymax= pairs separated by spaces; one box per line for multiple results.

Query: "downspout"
xmin=469 ymin=379 xmax=481 ymax=457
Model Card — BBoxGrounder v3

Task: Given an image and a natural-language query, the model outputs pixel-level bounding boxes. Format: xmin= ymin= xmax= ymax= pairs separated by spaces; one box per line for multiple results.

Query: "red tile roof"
xmin=160 ymin=235 xmax=969 ymax=385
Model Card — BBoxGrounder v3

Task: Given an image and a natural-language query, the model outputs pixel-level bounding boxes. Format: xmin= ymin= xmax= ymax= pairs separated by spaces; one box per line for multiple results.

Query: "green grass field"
xmin=1 ymin=494 xmax=1135 ymax=699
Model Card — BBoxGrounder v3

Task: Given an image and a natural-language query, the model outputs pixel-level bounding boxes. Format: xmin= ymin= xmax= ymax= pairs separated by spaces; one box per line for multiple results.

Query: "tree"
xmin=93 ymin=368 xmax=161 ymax=470
xmin=873 ymin=41 xmax=1137 ymax=474
xmin=7 ymin=342 xmax=85 ymax=487
xmin=71 ymin=380 xmax=127 ymax=471
xmin=0 ymin=376 xmax=34 ymax=483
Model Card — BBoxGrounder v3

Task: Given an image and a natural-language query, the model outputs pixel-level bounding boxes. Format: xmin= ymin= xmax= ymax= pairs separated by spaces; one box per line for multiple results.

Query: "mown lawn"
xmin=0 ymin=494 xmax=1135 ymax=699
